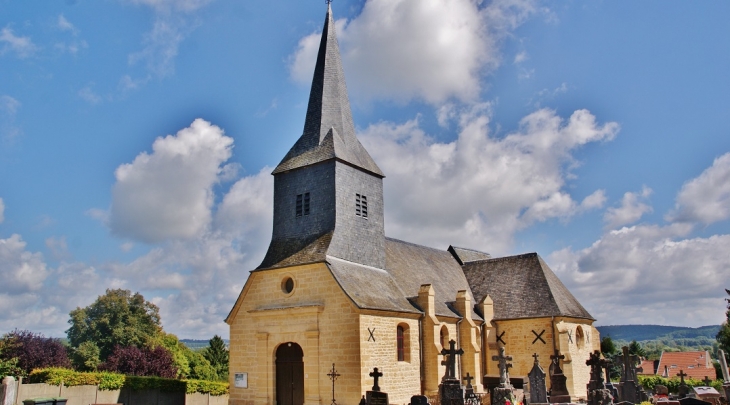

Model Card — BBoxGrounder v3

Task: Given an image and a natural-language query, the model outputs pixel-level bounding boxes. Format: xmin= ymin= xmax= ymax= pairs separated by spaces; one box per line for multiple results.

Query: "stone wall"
xmin=359 ymin=313 xmax=421 ymax=405
xmin=2 ymin=381 xmax=226 ymax=405
xmin=228 ymin=262 xmax=363 ymax=405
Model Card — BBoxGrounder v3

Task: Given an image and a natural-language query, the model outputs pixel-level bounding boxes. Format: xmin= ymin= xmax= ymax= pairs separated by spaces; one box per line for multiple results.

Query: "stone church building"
xmin=226 ymin=5 xmax=600 ymax=405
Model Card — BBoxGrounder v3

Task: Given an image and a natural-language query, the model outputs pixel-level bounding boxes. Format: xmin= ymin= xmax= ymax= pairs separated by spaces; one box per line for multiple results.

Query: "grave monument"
xmin=528 ymin=353 xmax=548 ymax=405
xmin=491 ymin=347 xmax=515 ymax=405
xmin=549 ymin=349 xmax=571 ymax=403
xmin=439 ymin=340 xmax=465 ymax=405
xmin=586 ymin=350 xmax=613 ymax=405
xmin=366 ymin=368 xmax=389 ymax=405
xmin=618 ymin=346 xmax=646 ymax=403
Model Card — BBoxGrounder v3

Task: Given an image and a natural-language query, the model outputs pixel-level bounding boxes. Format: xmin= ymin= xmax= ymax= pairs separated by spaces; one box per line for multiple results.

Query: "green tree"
xmin=601 ymin=336 xmax=617 ymax=356
xmin=66 ymin=289 xmax=162 ymax=361
xmin=629 ymin=340 xmax=646 ymax=358
xmin=717 ymin=289 xmax=730 ymax=361
xmin=70 ymin=341 xmax=101 ymax=371
xmin=203 ymin=335 xmax=229 ymax=381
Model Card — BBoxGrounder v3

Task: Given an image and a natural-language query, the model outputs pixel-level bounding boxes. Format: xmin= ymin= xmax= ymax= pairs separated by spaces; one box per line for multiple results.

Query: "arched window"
xmin=440 ymin=326 xmax=448 ymax=349
xmin=576 ymin=326 xmax=585 ymax=349
xmin=397 ymin=323 xmax=410 ymax=362
xmin=397 ymin=326 xmax=405 ymax=361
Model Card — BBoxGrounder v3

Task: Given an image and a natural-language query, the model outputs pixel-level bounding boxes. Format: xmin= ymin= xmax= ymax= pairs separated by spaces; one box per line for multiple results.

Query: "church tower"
xmin=259 ymin=4 xmax=386 ymax=270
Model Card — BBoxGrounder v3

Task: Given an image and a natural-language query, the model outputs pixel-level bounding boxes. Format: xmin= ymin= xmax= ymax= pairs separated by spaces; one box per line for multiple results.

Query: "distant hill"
xmin=596 ymin=325 xmax=720 ymax=342
xmin=180 ymin=339 xmax=230 ymax=350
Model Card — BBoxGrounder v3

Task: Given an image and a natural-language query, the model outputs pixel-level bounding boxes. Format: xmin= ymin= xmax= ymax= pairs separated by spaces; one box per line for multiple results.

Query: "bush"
xmin=29 ymin=368 xmax=229 ymax=395
xmin=0 ymin=330 xmax=70 ymax=376
xmin=638 ymin=375 xmax=725 ymax=393
xmin=102 ymin=345 xmax=177 ymax=378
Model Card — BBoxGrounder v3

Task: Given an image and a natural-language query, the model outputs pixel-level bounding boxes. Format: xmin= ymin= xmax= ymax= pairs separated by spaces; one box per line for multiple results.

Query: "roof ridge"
xmin=385 ymin=236 xmax=447 ymax=253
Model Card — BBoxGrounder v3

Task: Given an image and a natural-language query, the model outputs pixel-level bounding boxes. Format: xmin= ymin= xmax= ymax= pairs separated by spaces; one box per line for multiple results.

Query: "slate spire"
xmin=273 ymin=4 xmax=383 ymax=177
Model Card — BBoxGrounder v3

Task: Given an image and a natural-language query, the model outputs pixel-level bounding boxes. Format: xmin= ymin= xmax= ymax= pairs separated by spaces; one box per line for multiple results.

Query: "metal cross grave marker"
xmin=703 ymin=376 xmax=712 ymax=386
xmin=369 ymin=367 xmax=383 ymax=392
xmin=327 ymin=363 xmax=340 ymax=405
xmin=463 ymin=373 xmax=474 ymax=389
xmin=441 ymin=339 xmax=464 ymax=380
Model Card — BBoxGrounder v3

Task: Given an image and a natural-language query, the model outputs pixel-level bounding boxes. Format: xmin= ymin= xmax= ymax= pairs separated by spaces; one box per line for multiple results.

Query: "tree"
xmin=203 ymin=335 xmax=229 ymax=381
xmin=601 ymin=336 xmax=617 ymax=356
xmin=102 ymin=345 xmax=177 ymax=378
xmin=717 ymin=289 xmax=730 ymax=361
xmin=628 ymin=340 xmax=646 ymax=359
xmin=67 ymin=289 xmax=162 ymax=361
xmin=70 ymin=341 xmax=102 ymax=372
xmin=0 ymin=330 xmax=71 ymax=376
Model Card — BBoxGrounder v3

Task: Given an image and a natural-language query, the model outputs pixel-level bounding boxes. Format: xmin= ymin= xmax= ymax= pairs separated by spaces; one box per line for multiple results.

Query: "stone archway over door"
xmin=276 ymin=342 xmax=304 ymax=405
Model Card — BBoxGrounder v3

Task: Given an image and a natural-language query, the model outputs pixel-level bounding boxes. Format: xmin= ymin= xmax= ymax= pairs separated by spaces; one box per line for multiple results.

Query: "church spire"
xmin=273 ymin=4 xmax=383 ymax=177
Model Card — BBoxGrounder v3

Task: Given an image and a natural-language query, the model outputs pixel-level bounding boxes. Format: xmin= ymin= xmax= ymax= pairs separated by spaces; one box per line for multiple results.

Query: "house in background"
xmin=654 ymin=351 xmax=715 ymax=380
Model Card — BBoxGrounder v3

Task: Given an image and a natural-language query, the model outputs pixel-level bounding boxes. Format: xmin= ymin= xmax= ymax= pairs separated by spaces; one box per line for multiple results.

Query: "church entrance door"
xmin=276 ymin=342 xmax=304 ymax=405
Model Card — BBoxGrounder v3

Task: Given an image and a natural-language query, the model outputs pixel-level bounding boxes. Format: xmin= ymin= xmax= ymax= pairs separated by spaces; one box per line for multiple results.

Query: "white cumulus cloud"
xmin=109 ymin=119 xmax=233 ymax=243
xmin=0 ymin=234 xmax=50 ymax=294
xmin=549 ymin=223 xmax=729 ymax=327
xmin=669 ymin=152 xmax=730 ymax=225
xmin=360 ymin=107 xmax=619 ymax=254
xmin=0 ymin=26 xmax=38 ymax=59
xmin=603 ymin=186 xmax=653 ymax=229
xmin=290 ymin=0 xmax=538 ymax=104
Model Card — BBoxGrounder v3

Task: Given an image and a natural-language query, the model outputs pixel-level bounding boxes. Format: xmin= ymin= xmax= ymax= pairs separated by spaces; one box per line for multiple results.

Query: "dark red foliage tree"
xmin=0 ymin=329 xmax=71 ymax=375
xmin=102 ymin=345 xmax=177 ymax=378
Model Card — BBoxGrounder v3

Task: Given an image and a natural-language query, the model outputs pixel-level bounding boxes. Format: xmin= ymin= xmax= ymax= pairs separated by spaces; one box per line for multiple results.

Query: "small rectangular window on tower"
xmin=356 ymin=194 xmax=368 ymax=218
xmin=296 ymin=192 xmax=311 ymax=217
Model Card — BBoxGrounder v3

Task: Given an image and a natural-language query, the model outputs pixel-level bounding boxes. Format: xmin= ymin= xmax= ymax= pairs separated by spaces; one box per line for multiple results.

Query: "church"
xmin=226 ymin=5 xmax=600 ymax=405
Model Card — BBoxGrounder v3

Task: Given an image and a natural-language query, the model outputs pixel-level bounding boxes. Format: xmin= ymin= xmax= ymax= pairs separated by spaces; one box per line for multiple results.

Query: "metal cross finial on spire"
xmin=325 ymin=0 xmax=333 ymax=4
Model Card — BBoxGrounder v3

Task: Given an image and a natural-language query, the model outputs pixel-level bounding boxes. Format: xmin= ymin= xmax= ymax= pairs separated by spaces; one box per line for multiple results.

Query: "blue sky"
xmin=1 ymin=0 xmax=729 ymax=339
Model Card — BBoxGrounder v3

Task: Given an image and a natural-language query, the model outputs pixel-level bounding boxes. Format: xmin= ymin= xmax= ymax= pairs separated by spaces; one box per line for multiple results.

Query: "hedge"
xmin=28 ymin=368 xmax=228 ymax=396
xmin=638 ymin=375 xmax=725 ymax=393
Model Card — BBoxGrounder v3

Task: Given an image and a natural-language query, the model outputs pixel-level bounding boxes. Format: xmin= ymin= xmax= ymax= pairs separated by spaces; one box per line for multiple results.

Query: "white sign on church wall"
xmin=234 ymin=372 xmax=248 ymax=388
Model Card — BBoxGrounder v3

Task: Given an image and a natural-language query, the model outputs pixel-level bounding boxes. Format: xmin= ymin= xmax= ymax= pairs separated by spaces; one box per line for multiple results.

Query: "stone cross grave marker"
xmin=528 ymin=353 xmax=548 ymax=404
xmin=586 ymin=350 xmax=613 ymax=405
xmin=492 ymin=346 xmax=513 ymax=387
xmin=678 ymin=369 xmax=690 ymax=399
xmin=370 ymin=368 xmax=383 ymax=392
xmin=549 ymin=349 xmax=571 ymax=403
xmin=441 ymin=339 xmax=464 ymax=381
xmin=367 ymin=368 xmax=389 ymax=405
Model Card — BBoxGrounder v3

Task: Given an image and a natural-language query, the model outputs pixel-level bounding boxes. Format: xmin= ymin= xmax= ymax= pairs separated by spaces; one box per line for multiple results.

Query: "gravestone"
xmin=548 ymin=349 xmax=571 ymax=404
xmin=411 ymin=395 xmax=429 ymax=405
xmin=491 ymin=347 xmax=515 ymax=405
xmin=586 ymin=350 xmax=613 ymax=405
xmin=719 ymin=350 xmax=730 ymax=402
xmin=604 ymin=358 xmax=619 ymax=401
xmin=618 ymin=346 xmax=645 ymax=404
xmin=677 ymin=370 xmax=690 ymax=400
xmin=528 ymin=353 xmax=548 ymax=404
xmin=1 ymin=377 xmax=17 ymax=405
xmin=366 ymin=368 xmax=389 ymax=405
xmin=655 ymin=385 xmax=669 ymax=397
xmin=439 ymin=340 xmax=465 ymax=405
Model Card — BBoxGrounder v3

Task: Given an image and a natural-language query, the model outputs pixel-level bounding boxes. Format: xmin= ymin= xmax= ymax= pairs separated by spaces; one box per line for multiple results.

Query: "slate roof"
xmin=273 ymin=5 xmax=383 ymax=177
xmin=297 ymin=238 xmax=482 ymax=320
xmin=258 ymin=231 xmax=332 ymax=269
xmin=384 ymin=238 xmax=481 ymax=320
xmin=448 ymin=245 xmax=491 ymax=265
xmin=656 ymin=351 xmax=714 ymax=380
xmin=462 ymin=253 xmax=594 ymax=320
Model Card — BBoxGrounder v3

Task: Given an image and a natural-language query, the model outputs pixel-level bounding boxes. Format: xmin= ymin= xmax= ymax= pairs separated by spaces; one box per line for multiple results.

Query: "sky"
xmin=1 ymin=0 xmax=729 ymax=340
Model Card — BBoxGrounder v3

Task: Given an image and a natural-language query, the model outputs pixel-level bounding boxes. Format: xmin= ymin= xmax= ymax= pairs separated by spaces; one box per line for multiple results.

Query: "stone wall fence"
xmin=0 ymin=376 xmax=228 ymax=405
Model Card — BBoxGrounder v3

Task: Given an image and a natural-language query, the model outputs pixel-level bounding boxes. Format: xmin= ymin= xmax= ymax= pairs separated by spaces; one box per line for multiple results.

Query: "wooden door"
xmin=276 ymin=342 xmax=304 ymax=405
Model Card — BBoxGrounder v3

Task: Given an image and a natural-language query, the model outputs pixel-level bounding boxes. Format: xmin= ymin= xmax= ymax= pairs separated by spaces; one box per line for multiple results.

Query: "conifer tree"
xmin=204 ymin=335 xmax=229 ymax=381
